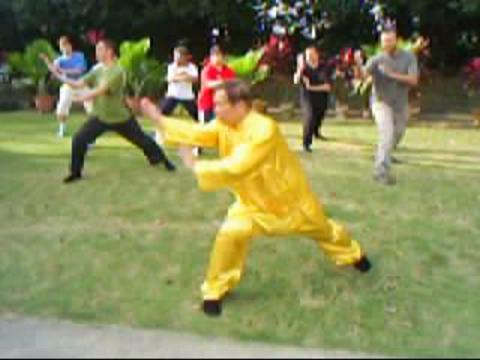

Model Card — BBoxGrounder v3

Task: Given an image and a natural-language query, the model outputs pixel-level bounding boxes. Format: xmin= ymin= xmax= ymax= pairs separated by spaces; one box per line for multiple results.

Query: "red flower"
xmin=259 ymin=34 xmax=294 ymax=75
xmin=463 ymin=57 xmax=480 ymax=92
xmin=86 ymin=29 xmax=105 ymax=45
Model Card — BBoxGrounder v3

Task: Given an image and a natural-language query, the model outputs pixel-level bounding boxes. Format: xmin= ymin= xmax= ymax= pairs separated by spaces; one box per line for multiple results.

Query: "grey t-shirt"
xmin=365 ymin=49 xmax=418 ymax=109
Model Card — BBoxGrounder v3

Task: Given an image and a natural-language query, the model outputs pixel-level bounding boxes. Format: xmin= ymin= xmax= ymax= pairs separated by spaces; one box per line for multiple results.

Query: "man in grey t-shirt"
xmin=355 ymin=29 xmax=419 ymax=185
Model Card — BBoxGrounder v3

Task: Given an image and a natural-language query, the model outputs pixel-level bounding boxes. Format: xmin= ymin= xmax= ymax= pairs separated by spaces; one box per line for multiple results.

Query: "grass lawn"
xmin=0 ymin=111 xmax=479 ymax=357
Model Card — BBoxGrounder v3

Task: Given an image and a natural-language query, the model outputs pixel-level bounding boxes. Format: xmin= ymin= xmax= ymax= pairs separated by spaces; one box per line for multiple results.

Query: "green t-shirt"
xmin=82 ymin=63 xmax=131 ymax=124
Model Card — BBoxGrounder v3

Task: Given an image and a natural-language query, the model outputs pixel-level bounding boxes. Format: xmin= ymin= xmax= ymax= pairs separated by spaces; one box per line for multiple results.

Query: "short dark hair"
xmin=305 ymin=46 xmax=319 ymax=53
xmin=381 ymin=28 xmax=397 ymax=36
xmin=58 ymin=36 xmax=72 ymax=46
xmin=216 ymin=80 xmax=253 ymax=106
xmin=174 ymin=46 xmax=190 ymax=57
xmin=98 ymin=39 xmax=118 ymax=56
xmin=381 ymin=22 xmax=398 ymax=36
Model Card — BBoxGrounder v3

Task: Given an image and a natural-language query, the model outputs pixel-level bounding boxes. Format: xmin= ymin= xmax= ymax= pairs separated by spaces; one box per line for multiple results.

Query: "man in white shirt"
xmin=162 ymin=46 xmax=199 ymax=120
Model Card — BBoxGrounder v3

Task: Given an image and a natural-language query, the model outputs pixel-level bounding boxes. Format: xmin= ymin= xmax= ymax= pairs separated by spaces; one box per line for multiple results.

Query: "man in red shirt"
xmin=198 ymin=46 xmax=236 ymax=124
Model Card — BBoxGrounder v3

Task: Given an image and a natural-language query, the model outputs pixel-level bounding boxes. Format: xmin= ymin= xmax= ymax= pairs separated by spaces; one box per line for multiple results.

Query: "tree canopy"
xmin=1 ymin=0 xmax=479 ymax=69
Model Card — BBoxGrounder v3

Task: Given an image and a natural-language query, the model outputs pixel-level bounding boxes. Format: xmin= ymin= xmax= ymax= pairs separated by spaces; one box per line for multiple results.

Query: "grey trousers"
xmin=371 ymin=102 xmax=408 ymax=175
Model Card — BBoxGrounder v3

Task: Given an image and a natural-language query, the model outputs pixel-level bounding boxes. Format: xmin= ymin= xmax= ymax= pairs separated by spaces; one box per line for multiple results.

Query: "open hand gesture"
xmin=39 ymin=53 xmax=58 ymax=73
xmin=178 ymin=146 xmax=196 ymax=170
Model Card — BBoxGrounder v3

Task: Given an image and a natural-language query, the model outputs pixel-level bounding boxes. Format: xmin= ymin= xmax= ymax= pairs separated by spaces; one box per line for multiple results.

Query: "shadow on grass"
xmin=399 ymin=146 xmax=480 ymax=159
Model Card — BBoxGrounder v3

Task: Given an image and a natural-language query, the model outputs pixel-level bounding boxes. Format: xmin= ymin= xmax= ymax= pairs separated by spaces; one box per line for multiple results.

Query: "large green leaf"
xmin=119 ymin=38 xmax=151 ymax=70
xmin=7 ymin=53 xmax=26 ymax=74
xmin=6 ymin=39 xmax=57 ymax=93
xmin=226 ymin=48 xmax=270 ymax=84
xmin=227 ymin=48 xmax=264 ymax=77
xmin=118 ymin=38 xmax=167 ymax=97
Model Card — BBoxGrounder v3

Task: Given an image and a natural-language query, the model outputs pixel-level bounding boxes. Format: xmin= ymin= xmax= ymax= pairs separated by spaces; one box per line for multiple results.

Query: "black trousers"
xmin=199 ymin=108 xmax=215 ymax=124
xmin=71 ymin=117 xmax=169 ymax=176
xmin=301 ymin=94 xmax=328 ymax=148
xmin=161 ymin=97 xmax=198 ymax=120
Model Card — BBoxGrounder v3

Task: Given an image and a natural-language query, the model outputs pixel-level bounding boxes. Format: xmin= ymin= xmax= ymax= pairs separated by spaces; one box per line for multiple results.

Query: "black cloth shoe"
xmin=354 ymin=256 xmax=372 ymax=273
xmin=391 ymin=156 xmax=404 ymax=165
xmin=304 ymin=146 xmax=313 ymax=153
xmin=374 ymin=173 xmax=396 ymax=186
xmin=202 ymin=300 xmax=222 ymax=317
xmin=164 ymin=159 xmax=176 ymax=172
xmin=63 ymin=174 xmax=82 ymax=184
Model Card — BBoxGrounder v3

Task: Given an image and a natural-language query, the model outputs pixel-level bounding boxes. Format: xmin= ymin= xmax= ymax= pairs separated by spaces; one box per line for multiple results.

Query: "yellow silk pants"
xmin=201 ymin=201 xmax=363 ymax=301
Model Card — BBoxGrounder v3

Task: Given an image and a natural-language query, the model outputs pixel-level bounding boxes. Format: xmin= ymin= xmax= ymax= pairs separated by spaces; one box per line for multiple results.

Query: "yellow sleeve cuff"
xmin=194 ymin=160 xmax=230 ymax=192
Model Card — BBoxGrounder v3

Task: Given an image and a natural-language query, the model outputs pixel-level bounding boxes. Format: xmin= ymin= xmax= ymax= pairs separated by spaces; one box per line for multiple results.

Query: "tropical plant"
xmin=7 ymin=39 xmax=58 ymax=96
xmin=226 ymin=48 xmax=270 ymax=85
xmin=118 ymin=38 xmax=167 ymax=98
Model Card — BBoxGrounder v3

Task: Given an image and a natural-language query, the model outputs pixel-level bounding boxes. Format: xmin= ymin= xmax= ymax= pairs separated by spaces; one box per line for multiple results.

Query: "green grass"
xmin=0 ymin=111 xmax=479 ymax=357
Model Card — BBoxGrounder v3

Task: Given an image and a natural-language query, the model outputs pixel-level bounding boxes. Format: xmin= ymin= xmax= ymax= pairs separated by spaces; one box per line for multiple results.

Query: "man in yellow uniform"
xmin=141 ymin=80 xmax=372 ymax=317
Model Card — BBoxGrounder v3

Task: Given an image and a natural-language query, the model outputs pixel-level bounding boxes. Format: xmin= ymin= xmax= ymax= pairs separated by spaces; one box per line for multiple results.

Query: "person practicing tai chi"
xmin=162 ymin=46 xmax=199 ymax=120
xmin=141 ymin=80 xmax=372 ymax=317
xmin=294 ymin=46 xmax=333 ymax=152
xmin=354 ymin=26 xmax=419 ymax=186
xmin=155 ymin=46 xmax=199 ymax=146
xmin=43 ymin=39 xmax=176 ymax=183
xmin=41 ymin=36 xmax=93 ymax=138
xmin=198 ymin=46 xmax=236 ymax=124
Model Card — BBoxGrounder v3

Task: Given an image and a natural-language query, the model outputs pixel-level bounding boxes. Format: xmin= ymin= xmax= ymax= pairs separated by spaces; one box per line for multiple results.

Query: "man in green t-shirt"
xmin=44 ymin=39 xmax=175 ymax=183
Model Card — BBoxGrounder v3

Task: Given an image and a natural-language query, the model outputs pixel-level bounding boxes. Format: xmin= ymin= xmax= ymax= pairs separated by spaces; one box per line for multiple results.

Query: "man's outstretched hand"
xmin=39 ymin=54 xmax=60 ymax=75
xmin=178 ymin=146 xmax=196 ymax=170
xmin=39 ymin=53 xmax=54 ymax=67
xmin=140 ymin=98 xmax=197 ymax=170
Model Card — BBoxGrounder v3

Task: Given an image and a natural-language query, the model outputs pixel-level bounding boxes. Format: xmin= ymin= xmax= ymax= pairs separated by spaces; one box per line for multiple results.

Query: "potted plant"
xmin=119 ymin=38 xmax=167 ymax=115
xmin=34 ymin=77 xmax=56 ymax=113
xmin=7 ymin=39 xmax=58 ymax=113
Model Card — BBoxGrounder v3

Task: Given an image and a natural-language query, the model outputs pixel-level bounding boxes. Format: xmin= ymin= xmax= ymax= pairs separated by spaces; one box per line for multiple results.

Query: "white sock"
xmin=59 ymin=123 xmax=66 ymax=136
xmin=155 ymin=130 xmax=164 ymax=145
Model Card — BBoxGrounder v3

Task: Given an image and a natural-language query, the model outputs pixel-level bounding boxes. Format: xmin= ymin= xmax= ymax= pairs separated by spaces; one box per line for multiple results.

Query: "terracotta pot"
xmin=34 ymin=95 xmax=55 ymax=113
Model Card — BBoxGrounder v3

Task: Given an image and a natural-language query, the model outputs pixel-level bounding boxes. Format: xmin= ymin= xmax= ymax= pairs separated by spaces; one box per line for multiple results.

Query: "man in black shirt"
xmin=294 ymin=47 xmax=333 ymax=152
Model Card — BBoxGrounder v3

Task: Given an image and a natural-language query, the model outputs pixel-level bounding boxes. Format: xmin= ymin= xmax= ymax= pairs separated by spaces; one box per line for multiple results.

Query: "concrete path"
xmin=0 ymin=315 xmax=378 ymax=359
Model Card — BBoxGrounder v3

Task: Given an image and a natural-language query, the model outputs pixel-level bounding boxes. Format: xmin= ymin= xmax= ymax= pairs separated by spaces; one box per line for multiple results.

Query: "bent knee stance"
xmin=311 ymin=219 xmax=363 ymax=266
xmin=201 ymin=217 xmax=257 ymax=301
